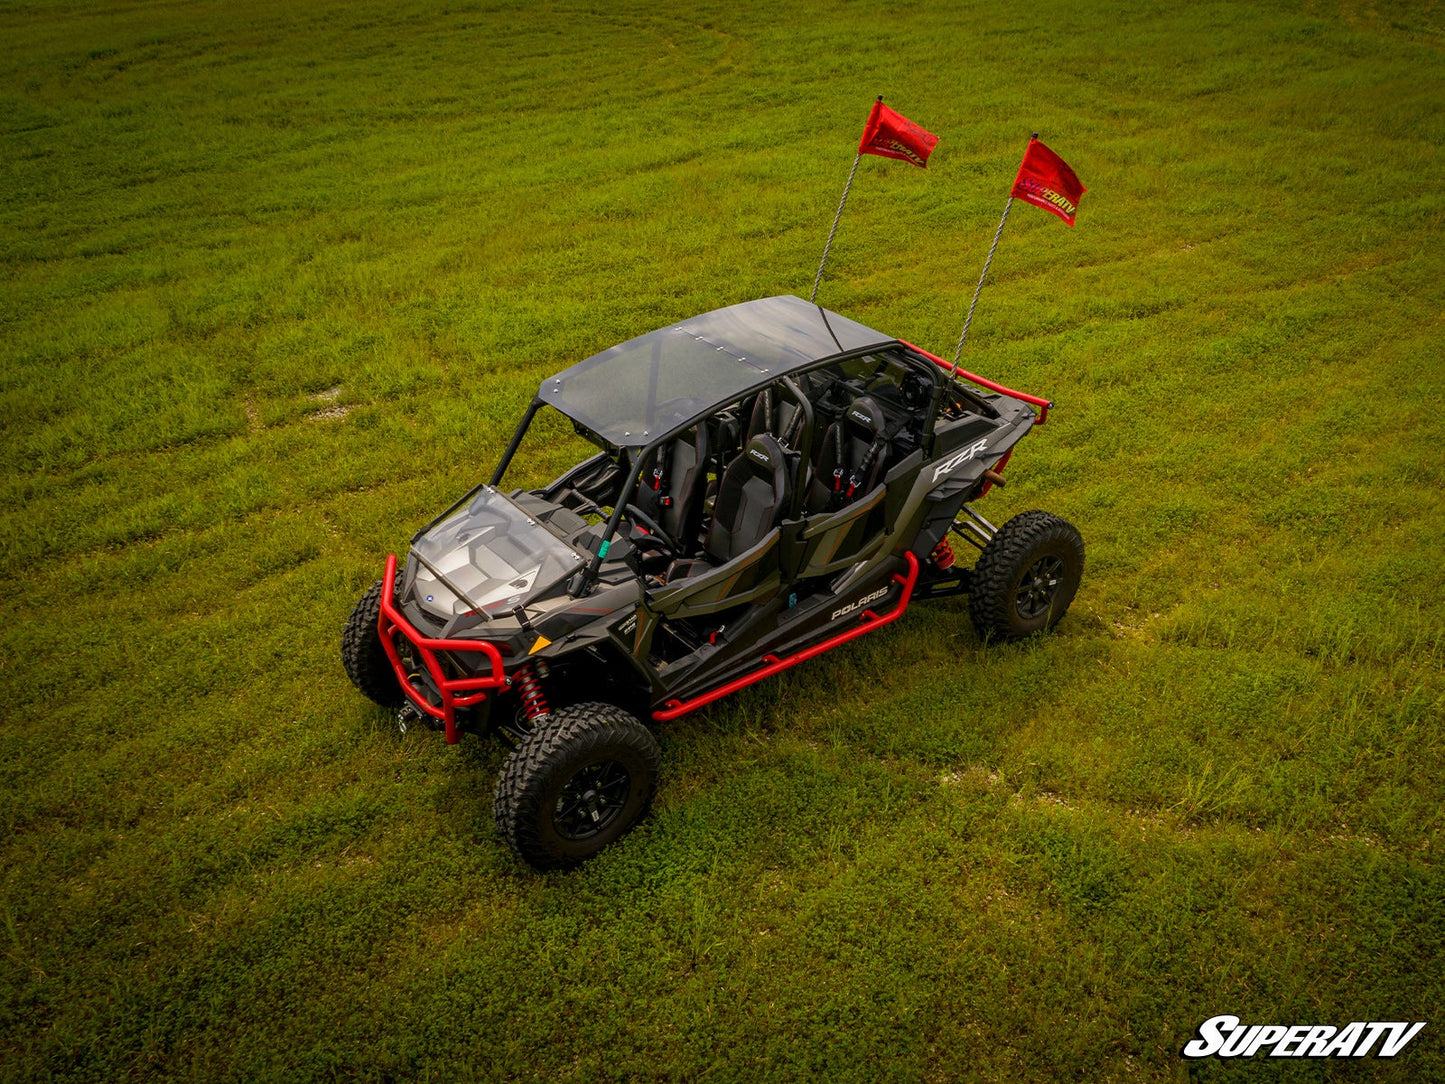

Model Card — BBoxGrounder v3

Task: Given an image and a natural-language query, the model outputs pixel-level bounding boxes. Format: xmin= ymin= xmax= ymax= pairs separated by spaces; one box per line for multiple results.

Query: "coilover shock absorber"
xmin=930 ymin=536 xmax=956 ymax=570
xmin=513 ymin=661 xmax=551 ymax=724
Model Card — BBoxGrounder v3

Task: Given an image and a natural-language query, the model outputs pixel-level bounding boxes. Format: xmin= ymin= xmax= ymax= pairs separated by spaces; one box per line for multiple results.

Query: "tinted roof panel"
xmin=539 ymin=295 xmax=894 ymax=446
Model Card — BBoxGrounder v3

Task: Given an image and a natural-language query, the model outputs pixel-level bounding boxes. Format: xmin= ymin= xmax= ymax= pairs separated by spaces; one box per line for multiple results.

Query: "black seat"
xmin=807 ymin=396 xmax=888 ymax=513
xmin=744 ymin=386 xmax=805 ymax=448
xmin=632 ymin=425 xmax=708 ymax=551
xmin=667 ymin=434 xmax=792 ymax=581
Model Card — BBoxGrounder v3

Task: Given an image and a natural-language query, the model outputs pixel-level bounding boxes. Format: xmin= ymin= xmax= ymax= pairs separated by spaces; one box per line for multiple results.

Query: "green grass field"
xmin=2 ymin=0 xmax=1442 ymax=1080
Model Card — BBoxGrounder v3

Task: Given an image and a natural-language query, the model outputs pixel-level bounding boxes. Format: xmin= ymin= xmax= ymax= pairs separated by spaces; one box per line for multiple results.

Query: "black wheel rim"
xmin=1016 ymin=554 xmax=1065 ymax=620
xmin=552 ymin=760 xmax=632 ymax=841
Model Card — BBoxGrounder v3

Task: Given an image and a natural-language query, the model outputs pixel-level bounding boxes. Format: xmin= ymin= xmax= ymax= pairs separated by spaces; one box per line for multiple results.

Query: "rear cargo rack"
xmin=378 ymin=554 xmax=507 ymax=744
xmin=899 ymin=339 xmax=1052 ymax=424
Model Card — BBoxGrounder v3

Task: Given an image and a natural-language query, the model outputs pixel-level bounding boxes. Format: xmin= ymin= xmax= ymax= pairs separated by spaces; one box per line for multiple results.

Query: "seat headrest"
xmin=843 ymin=396 xmax=885 ymax=442
xmin=741 ymin=433 xmax=788 ymax=480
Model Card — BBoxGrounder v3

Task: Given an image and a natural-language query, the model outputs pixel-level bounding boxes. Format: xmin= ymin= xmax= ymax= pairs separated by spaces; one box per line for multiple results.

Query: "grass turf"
xmin=1 ymin=0 xmax=1442 ymax=1080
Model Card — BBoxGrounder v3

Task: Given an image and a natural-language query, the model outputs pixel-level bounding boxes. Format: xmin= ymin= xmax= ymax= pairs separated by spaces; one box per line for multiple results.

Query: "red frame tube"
xmin=898 ymin=339 xmax=1051 ymax=424
xmin=378 ymin=554 xmax=507 ymax=744
xmin=651 ymin=552 xmax=919 ymax=722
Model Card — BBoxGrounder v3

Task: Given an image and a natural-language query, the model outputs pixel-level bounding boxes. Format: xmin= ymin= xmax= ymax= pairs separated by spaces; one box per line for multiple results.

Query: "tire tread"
xmin=494 ymin=703 xmax=660 ymax=871
xmin=968 ymin=510 xmax=1084 ymax=641
xmin=341 ymin=578 xmax=406 ymax=708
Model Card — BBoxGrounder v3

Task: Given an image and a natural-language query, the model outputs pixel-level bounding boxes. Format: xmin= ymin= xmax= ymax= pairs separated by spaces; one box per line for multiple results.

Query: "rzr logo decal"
xmin=831 ymin=585 xmax=890 ymax=621
xmin=931 ymin=437 xmax=990 ymax=482
xmin=1182 ymin=1017 xmax=1426 ymax=1059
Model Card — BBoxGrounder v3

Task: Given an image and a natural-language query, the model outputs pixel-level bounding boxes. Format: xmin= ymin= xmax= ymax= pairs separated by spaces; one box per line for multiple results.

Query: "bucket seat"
xmin=631 ymin=425 xmax=709 ymax=553
xmin=808 ymin=395 xmax=888 ymax=513
xmin=667 ymin=433 xmax=792 ymax=581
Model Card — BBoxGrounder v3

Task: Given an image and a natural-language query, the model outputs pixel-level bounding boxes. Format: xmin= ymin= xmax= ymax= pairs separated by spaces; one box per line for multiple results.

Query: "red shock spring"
xmin=513 ymin=662 xmax=550 ymax=722
xmin=930 ymin=537 xmax=956 ymax=570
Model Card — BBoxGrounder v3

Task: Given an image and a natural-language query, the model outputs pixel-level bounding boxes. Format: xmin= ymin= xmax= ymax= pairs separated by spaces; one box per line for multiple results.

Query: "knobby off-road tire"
xmin=341 ymin=577 xmax=405 ymax=708
xmin=493 ymin=703 xmax=662 ymax=871
xmin=969 ymin=510 xmax=1085 ymax=642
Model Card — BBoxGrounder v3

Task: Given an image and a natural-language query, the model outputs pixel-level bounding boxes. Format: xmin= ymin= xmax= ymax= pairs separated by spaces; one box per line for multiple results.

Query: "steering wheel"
xmin=622 ymin=504 xmax=674 ymax=550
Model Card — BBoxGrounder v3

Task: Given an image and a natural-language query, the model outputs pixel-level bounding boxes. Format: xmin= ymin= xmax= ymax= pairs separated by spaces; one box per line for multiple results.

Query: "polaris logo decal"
xmin=931 ymin=437 xmax=990 ymax=482
xmin=1182 ymin=1017 xmax=1426 ymax=1059
xmin=832 ymin=585 xmax=890 ymax=621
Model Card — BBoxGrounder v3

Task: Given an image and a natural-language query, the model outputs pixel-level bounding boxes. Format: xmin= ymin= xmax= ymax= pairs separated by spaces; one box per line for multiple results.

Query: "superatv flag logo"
xmin=1011 ymin=137 xmax=1086 ymax=226
xmin=858 ymin=98 xmax=939 ymax=169
xmin=1182 ymin=1016 xmax=1426 ymax=1059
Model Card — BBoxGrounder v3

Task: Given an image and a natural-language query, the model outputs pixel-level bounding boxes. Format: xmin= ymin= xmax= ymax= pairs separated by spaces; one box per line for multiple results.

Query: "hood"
xmin=409 ymin=486 xmax=585 ymax=622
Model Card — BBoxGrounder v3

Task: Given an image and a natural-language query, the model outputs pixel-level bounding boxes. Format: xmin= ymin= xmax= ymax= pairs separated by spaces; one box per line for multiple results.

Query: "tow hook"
xmin=397 ymin=702 xmax=422 ymax=734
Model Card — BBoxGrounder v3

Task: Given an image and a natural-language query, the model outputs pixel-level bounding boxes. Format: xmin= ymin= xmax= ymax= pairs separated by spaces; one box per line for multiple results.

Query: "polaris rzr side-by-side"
xmin=342 ymin=295 xmax=1083 ymax=870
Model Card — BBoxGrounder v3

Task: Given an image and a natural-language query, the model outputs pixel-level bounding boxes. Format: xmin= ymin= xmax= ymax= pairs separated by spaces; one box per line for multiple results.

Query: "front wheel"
xmin=969 ymin=510 xmax=1084 ymax=641
xmin=493 ymin=703 xmax=662 ymax=871
xmin=341 ymin=577 xmax=405 ymax=708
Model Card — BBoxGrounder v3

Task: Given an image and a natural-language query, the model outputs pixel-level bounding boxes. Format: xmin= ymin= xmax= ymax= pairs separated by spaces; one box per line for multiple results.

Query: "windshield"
xmin=410 ymin=486 xmax=584 ymax=620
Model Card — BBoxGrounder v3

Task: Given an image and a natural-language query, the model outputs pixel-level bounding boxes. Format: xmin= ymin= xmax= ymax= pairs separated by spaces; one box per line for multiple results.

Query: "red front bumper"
xmin=377 ymin=554 xmax=507 ymax=744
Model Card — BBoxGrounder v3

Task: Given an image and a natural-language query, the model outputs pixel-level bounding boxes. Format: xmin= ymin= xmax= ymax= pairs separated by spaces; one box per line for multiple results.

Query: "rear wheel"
xmin=341 ymin=577 xmax=405 ymax=708
xmin=969 ymin=510 xmax=1084 ymax=641
xmin=493 ymin=703 xmax=661 ymax=871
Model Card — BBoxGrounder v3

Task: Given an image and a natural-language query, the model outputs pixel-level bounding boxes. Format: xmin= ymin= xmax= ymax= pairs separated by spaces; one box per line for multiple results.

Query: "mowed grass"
xmin=2 ymin=0 xmax=1442 ymax=1080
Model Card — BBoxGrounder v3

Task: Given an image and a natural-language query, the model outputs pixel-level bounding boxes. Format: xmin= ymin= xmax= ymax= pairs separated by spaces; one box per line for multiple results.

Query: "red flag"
xmin=858 ymin=98 xmax=939 ymax=168
xmin=1011 ymin=137 xmax=1086 ymax=226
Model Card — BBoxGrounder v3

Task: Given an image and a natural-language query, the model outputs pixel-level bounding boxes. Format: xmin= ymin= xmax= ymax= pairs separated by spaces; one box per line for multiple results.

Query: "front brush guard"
xmin=378 ymin=554 xmax=506 ymax=743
